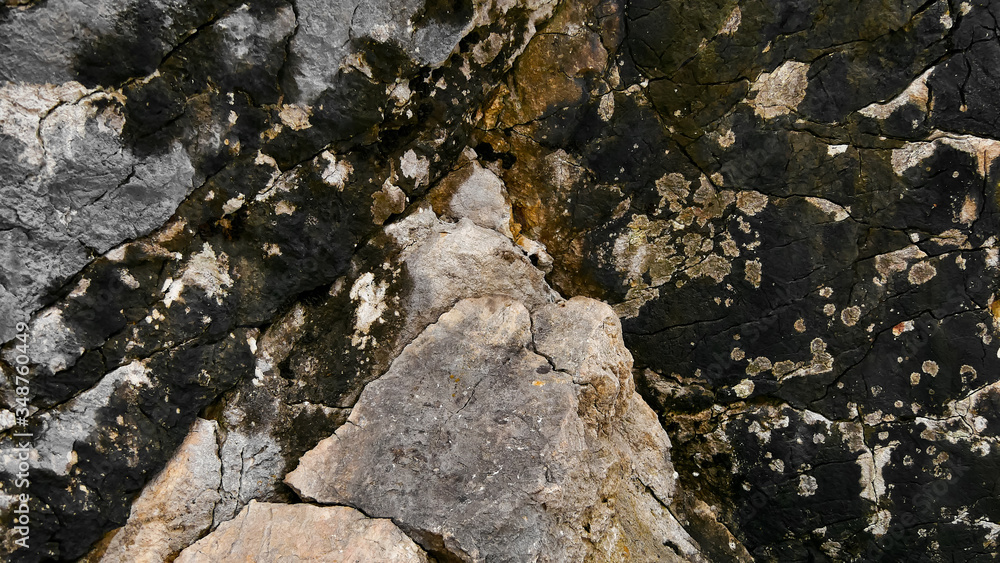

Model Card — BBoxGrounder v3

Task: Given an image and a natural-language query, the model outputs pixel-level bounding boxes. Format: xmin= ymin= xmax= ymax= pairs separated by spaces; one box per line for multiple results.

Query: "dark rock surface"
xmin=0 ymin=0 xmax=997 ymax=561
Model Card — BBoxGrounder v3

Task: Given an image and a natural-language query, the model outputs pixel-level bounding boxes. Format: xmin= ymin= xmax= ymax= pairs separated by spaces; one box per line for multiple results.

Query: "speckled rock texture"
xmin=287 ymin=295 xmax=700 ymax=562
xmin=1 ymin=0 xmax=999 ymax=561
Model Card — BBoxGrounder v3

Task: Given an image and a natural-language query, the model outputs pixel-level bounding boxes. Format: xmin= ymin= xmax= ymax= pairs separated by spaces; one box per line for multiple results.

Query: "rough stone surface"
xmin=1 ymin=0 xmax=999 ymax=560
xmin=175 ymin=501 xmax=430 ymax=563
xmin=93 ymin=418 xmax=221 ymax=563
xmin=287 ymin=296 xmax=701 ymax=562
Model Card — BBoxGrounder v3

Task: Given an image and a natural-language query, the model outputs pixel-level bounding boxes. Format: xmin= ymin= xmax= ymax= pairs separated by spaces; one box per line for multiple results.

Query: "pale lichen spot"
xmin=819 ymin=286 xmax=833 ymax=298
xmin=841 ymin=306 xmax=861 ymax=327
xmin=746 ymin=357 xmax=772 ymax=376
xmin=731 ymin=347 xmax=745 ymax=361
xmin=798 ymin=474 xmax=818 ymax=496
xmin=68 ymin=278 xmax=91 ymax=298
xmin=733 ymin=379 xmax=754 ymax=398
xmin=687 ymin=254 xmax=731 ymax=283
xmin=162 ymin=243 xmax=233 ymax=308
xmin=875 ymin=245 xmax=927 ymax=281
xmin=959 ymin=195 xmax=979 ymax=225
xmin=275 ymin=200 xmax=296 ymax=215
xmin=736 ymin=190 xmax=768 ymax=215
xmin=748 ymin=61 xmax=810 ymax=119
xmin=119 ymin=270 xmax=140 ymax=290
xmin=806 ymin=197 xmax=850 ymax=221
xmin=222 ymin=194 xmax=245 ymax=215
xmin=891 ymin=142 xmax=938 ymax=175
xmin=744 ymin=259 xmax=762 ymax=288
xmin=893 ymin=320 xmax=915 ymax=336
xmin=823 ymin=303 xmax=836 ymax=316
xmin=598 ymin=93 xmax=615 ymax=121
xmin=718 ymin=6 xmax=741 ymax=35
xmin=922 ymin=360 xmax=939 ymax=376
xmin=716 ymin=128 xmax=736 ymax=148
xmin=908 ymin=261 xmax=937 ymax=285
xmin=320 ymin=151 xmax=353 ymax=189
xmin=349 ymin=272 xmax=389 ymax=349
xmin=827 ymin=144 xmax=849 ymax=156
xmin=278 ymin=103 xmax=312 ymax=130
xmin=400 ymin=149 xmax=430 ymax=189
xmin=794 ymin=318 xmax=806 ymax=333
xmin=858 ymin=68 xmax=932 ymax=120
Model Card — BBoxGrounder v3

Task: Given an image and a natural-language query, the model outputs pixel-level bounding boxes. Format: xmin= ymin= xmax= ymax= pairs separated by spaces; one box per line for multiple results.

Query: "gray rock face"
xmin=175 ymin=501 xmax=431 ymax=563
xmin=0 ymin=82 xmax=197 ymax=342
xmin=286 ymin=295 xmax=701 ymax=562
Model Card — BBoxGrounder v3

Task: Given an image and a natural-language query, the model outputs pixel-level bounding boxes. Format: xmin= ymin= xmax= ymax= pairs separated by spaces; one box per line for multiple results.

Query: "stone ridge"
xmin=286 ymin=295 xmax=702 ymax=563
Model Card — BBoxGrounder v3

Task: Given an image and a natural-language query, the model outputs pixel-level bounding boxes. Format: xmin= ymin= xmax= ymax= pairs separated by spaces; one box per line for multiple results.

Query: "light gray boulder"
xmin=287 ymin=295 xmax=703 ymax=562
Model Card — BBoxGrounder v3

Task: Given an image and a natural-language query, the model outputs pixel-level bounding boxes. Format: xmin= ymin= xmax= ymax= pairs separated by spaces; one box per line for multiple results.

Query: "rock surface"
xmin=93 ymin=418 xmax=221 ymax=563
xmin=1 ymin=0 xmax=999 ymax=561
xmin=175 ymin=501 xmax=430 ymax=563
xmin=287 ymin=295 xmax=701 ymax=562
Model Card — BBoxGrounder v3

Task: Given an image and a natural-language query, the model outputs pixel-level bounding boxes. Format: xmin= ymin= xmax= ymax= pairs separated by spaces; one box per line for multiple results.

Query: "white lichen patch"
xmin=163 ymin=243 xmax=234 ymax=307
xmin=858 ymin=68 xmax=933 ymax=120
xmin=827 ymin=144 xmax=849 ymax=156
xmin=349 ymin=272 xmax=389 ymax=349
xmin=935 ymin=132 xmax=1000 ymax=177
xmin=222 ymin=194 xmax=245 ymax=215
xmin=892 ymin=131 xmax=1000 ymax=177
xmin=777 ymin=338 xmax=834 ymax=382
xmin=733 ymin=379 xmax=755 ymax=398
xmin=866 ymin=509 xmax=893 ymax=537
xmin=598 ymin=93 xmax=615 ymax=121
xmin=400 ymin=149 xmax=430 ymax=189
xmin=874 ymin=245 xmax=927 ymax=282
xmin=278 ymin=103 xmax=312 ymax=131
xmin=805 ymin=197 xmax=850 ymax=221
xmin=687 ymin=254 xmax=732 ymax=283
xmin=320 ymin=151 xmax=353 ymax=189
xmin=274 ymin=200 xmax=296 ymax=215
xmin=655 ymin=172 xmax=691 ymax=212
xmin=891 ymin=141 xmax=938 ymax=175
xmin=841 ymin=306 xmax=861 ymax=327
xmin=958 ymin=195 xmax=978 ymax=225
xmin=0 ymin=81 xmax=95 ymax=168
xmin=715 ymin=128 xmax=736 ymax=148
xmin=908 ymin=261 xmax=937 ymax=285
xmin=798 ymin=474 xmax=818 ymax=496
xmin=17 ymin=308 xmax=83 ymax=374
xmin=718 ymin=6 xmax=741 ymax=35
xmin=736 ymin=190 xmax=769 ymax=216
xmin=745 ymin=259 xmax=762 ymax=288
xmin=748 ymin=61 xmax=810 ymax=119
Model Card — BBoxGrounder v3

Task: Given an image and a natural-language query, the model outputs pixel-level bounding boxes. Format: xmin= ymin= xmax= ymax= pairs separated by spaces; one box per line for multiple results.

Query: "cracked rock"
xmin=286 ymin=295 xmax=702 ymax=562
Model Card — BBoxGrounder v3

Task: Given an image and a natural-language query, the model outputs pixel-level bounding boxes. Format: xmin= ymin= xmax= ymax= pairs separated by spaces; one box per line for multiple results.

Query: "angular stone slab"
xmin=287 ymin=295 xmax=702 ymax=562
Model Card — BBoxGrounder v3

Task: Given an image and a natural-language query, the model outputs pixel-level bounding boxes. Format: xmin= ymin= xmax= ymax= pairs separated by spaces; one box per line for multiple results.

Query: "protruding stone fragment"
xmin=96 ymin=418 xmax=221 ymax=563
xmin=175 ymin=501 xmax=429 ymax=563
xmin=287 ymin=295 xmax=701 ymax=562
